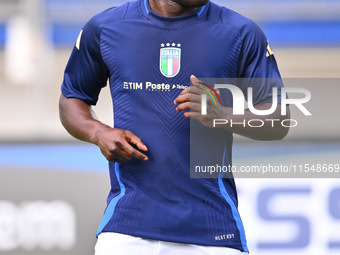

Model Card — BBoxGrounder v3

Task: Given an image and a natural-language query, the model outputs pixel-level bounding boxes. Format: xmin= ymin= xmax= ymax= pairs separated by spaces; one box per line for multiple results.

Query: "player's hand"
xmin=93 ymin=127 xmax=148 ymax=163
xmin=174 ymin=75 xmax=228 ymax=128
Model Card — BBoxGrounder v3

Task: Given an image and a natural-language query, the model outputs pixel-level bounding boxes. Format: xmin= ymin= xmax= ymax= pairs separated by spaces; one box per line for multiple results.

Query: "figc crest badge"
xmin=160 ymin=43 xmax=181 ymax=78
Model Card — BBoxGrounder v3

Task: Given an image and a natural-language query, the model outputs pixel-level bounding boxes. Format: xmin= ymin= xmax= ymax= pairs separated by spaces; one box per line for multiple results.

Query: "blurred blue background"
xmin=1 ymin=0 xmax=340 ymax=49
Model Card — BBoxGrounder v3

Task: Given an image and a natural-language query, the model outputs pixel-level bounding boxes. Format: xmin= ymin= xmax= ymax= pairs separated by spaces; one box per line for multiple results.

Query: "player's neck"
xmin=148 ymin=0 xmax=199 ymax=17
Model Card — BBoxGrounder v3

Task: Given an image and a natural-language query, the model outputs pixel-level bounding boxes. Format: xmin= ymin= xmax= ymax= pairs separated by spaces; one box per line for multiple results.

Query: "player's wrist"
xmin=89 ymin=122 xmax=112 ymax=146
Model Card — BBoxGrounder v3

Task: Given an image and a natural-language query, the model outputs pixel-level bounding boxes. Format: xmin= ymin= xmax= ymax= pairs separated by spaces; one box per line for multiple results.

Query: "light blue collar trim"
xmin=197 ymin=5 xmax=206 ymax=16
xmin=144 ymin=0 xmax=150 ymax=14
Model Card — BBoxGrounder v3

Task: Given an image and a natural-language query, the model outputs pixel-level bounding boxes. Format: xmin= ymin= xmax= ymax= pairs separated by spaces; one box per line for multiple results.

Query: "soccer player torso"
xmin=62 ymin=0 xmax=282 ymax=252
xmin=99 ymin=2 xmax=246 ymax=250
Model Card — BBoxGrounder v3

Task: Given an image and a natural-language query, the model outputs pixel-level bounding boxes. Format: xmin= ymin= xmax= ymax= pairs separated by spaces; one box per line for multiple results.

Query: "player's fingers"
xmin=128 ymin=147 xmax=149 ymax=161
xmin=174 ymin=93 xmax=201 ymax=105
xmin=110 ymin=152 xmax=127 ymax=163
xmin=177 ymin=83 xmax=203 ymax=97
xmin=175 ymin=87 xmax=191 ymax=101
xmin=190 ymin=75 xmax=207 ymax=89
xmin=120 ymin=140 xmax=149 ymax=161
xmin=174 ymin=92 xmax=189 ymax=105
xmin=176 ymin=102 xmax=201 ymax=112
xmin=103 ymin=148 xmax=126 ymax=162
xmin=183 ymin=111 xmax=203 ymax=119
xmin=125 ymin=132 xmax=148 ymax=152
xmin=189 ymin=86 xmax=205 ymax=95
xmin=174 ymin=86 xmax=205 ymax=106
xmin=190 ymin=76 xmax=219 ymax=102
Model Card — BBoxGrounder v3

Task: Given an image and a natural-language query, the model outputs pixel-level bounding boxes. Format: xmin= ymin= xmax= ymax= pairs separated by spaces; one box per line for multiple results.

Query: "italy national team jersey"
xmin=61 ymin=0 xmax=283 ymax=252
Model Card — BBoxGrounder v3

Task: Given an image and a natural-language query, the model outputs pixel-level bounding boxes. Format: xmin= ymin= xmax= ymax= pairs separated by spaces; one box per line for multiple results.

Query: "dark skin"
xmin=148 ymin=0 xmax=209 ymax=17
xmin=59 ymin=0 xmax=289 ymax=163
xmin=59 ymin=95 xmax=148 ymax=162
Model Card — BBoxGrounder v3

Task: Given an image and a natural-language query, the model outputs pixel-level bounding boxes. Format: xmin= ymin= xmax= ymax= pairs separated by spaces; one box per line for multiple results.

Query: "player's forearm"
xmin=219 ymin=104 xmax=290 ymax=141
xmin=59 ymin=94 xmax=109 ymax=144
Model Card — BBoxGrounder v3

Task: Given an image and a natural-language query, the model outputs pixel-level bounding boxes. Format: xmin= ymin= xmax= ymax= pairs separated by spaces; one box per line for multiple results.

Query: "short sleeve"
xmin=61 ymin=15 xmax=109 ymax=105
xmin=237 ymin=20 xmax=283 ymax=105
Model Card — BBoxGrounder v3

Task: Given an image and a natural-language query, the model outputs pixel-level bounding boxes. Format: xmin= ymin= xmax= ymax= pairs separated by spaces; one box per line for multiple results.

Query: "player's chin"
xmin=174 ymin=0 xmax=209 ymax=8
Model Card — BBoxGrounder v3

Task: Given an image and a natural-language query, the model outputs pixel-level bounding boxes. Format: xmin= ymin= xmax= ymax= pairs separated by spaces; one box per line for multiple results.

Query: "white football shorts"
xmin=95 ymin=232 xmax=248 ymax=255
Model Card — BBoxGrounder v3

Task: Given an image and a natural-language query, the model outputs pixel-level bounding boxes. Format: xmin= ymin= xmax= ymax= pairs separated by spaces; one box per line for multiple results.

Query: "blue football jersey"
xmin=61 ymin=0 xmax=283 ymax=252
